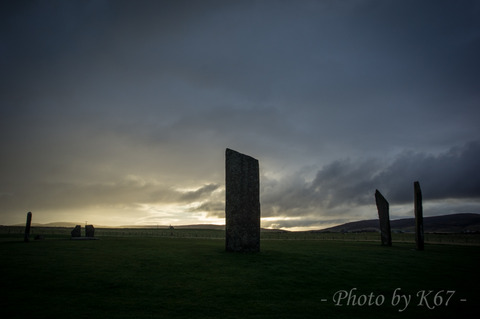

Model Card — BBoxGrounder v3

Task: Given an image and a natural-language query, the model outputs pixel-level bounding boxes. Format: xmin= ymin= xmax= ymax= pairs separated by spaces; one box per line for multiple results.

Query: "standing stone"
xmin=375 ymin=190 xmax=392 ymax=246
xmin=85 ymin=225 xmax=95 ymax=238
xmin=24 ymin=212 xmax=32 ymax=243
xmin=71 ymin=225 xmax=81 ymax=238
xmin=414 ymin=181 xmax=424 ymax=251
xmin=225 ymin=148 xmax=261 ymax=252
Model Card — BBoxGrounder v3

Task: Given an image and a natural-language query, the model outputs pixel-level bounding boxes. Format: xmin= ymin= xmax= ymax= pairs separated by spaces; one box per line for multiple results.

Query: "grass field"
xmin=1 ymin=230 xmax=479 ymax=318
xmin=2 ymin=226 xmax=480 ymax=244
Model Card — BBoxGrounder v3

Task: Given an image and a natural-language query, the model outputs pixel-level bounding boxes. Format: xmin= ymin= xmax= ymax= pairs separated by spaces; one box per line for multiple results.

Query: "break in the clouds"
xmin=1 ymin=0 xmax=479 ymax=229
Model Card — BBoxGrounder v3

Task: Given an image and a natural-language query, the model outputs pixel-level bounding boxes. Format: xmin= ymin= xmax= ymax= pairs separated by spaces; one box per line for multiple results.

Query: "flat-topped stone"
xmin=225 ymin=148 xmax=261 ymax=252
xmin=86 ymin=224 xmax=95 ymax=237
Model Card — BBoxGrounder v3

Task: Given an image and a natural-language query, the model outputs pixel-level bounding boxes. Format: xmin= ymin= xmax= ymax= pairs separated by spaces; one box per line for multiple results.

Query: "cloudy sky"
xmin=1 ymin=0 xmax=479 ymax=230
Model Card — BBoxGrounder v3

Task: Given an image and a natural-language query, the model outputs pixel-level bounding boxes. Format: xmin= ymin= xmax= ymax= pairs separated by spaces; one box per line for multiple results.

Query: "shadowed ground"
xmin=1 ymin=236 xmax=479 ymax=318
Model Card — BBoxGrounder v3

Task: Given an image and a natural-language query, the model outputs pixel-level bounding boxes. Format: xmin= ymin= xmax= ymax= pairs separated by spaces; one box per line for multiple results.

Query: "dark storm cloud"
xmin=373 ymin=141 xmax=480 ymax=203
xmin=195 ymin=200 xmax=225 ymax=218
xmin=258 ymin=141 xmax=480 ymax=218
xmin=179 ymin=183 xmax=219 ymax=201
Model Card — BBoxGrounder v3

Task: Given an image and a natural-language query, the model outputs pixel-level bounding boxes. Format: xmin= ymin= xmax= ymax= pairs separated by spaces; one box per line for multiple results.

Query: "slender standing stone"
xmin=85 ymin=225 xmax=95 ymax=237
xmin=24 ymin=212 xmax=32 ymax=243
xmin=375 ymin=190 xmax=392 ymax=246
xmin=414 ymin=181 xmax=424 ymax=251
xmin=225 ymin=148 xmax=260 ymax=252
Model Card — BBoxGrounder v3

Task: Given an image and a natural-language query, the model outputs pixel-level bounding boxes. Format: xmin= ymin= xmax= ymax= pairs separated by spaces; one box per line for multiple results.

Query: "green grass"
xmin=1 ymin=236 xmax=479 ymax=319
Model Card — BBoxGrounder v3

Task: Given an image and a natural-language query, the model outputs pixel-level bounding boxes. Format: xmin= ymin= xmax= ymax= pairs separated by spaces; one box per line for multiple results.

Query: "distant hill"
xmin=9 ymin=222 xmax=119 ymax=228
xmin=8 ymin=221 xmax=85 ymax=228
xmin=41 ymin=222 xmax=85 ymax=228
xmin=111 ymin=224 xmax=225 ymax=230
xmin=164 ymin=224 xmax=225 ymax=230
xmin=6 ymin=222 xmax=292 ymax=233
xmin=316 ymin=213 xmax=480 ymax=233
xmin=9 ymin=222 xmax=226 ymax=230
xmin=8 ymin=213 xmax=479 ymax=233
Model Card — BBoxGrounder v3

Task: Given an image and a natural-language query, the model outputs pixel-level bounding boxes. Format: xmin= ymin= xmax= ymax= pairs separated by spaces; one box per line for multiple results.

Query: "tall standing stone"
xmin=414 ymin=181 xmax=424 ymax=251
xmin=71 ymin=225 xmax=81 ymax=238
xmin=375 ymin=190 xmax=392 ymax=246
xmin=85 ymin=225 xmax=95 ymax=238
xmin=225 ymin=148 xmax=260 ymax=252
xmin=24 ymin=212 xmax=32 ymax=243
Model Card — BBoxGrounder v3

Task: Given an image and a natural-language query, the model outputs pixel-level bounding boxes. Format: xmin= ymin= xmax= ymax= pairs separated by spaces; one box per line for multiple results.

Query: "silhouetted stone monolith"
xmin=24 ymin=212 xmax=32 ymax=242
xmin=85 ymin=225 xmax=95 ymax=237
xmin=414 ymin=181 xmax=424 ymax=251
xmin=225 ymin=148 xmax=260 ymax=252
xmin=375 ymin=190 xmax=392 ymax=246
xmin=71 ymin=225 xmax=81 ymax=238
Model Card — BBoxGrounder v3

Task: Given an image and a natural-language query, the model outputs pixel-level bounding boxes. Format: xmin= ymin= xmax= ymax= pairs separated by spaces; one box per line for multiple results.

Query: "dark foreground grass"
xmin=1 ymin=237 xmax=479 ymax=319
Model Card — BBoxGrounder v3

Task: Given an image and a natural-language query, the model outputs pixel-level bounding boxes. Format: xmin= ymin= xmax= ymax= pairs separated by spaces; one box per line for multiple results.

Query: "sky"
xmin=1 ymin=0 xmax=480 ymax=230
